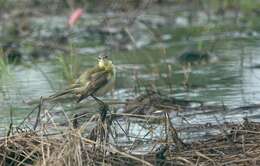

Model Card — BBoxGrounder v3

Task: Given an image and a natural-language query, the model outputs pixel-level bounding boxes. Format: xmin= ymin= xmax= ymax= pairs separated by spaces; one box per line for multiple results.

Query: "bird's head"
xmin=97 ymin=53 xmax=113 ymax=70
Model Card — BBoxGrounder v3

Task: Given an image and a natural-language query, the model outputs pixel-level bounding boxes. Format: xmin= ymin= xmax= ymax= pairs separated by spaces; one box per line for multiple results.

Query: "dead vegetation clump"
xmin=2 ymin=119 xmax=260 ymax=165
xmin=1 ymin=92 xmax=260 ymax=165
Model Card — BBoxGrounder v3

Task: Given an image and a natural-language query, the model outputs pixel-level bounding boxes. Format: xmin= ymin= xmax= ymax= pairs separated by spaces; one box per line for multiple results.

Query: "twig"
xmin=195 ymin=151 xmax=216 ymax=166
xmin=7 ymin=107 xmax=14 ymax=136
xmin=17 ymin=103 xmax=40 ymax=129
xmin=34 ymin=97 xmax=43 ymax=130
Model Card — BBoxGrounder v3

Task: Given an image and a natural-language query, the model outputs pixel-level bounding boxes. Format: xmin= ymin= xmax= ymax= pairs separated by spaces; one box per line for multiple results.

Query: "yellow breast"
xmin=95 ymin=62 xmax=115 ymax=96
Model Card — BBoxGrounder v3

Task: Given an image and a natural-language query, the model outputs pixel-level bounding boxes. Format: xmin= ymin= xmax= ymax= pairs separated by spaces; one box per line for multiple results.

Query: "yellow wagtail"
xmin=49 ymin=53 xmax=115 ymax=103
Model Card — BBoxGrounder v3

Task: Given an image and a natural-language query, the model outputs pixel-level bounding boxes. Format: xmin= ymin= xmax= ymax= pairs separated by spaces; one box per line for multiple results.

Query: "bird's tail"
xmin=47 ymin=84 xmax=80 ymax=100
xmin=48 ymin=89 xmax=74 ymax=100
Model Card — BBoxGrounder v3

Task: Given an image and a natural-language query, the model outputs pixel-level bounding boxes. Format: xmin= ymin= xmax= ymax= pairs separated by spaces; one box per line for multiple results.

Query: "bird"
xmin=47 ymin=53 xmax=115 ymax=104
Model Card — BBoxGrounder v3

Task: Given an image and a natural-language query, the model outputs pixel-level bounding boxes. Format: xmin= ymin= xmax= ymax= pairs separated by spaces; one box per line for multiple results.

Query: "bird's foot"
xmin=91 ymin=95 xmax=109 ymax=122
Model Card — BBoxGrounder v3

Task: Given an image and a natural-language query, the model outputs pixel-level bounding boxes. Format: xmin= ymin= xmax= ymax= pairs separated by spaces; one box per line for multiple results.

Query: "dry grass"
xmin=2 ymin=92 xmax=260 ymax=166
xmin=2 ymin=117 xmax=260 ymax=165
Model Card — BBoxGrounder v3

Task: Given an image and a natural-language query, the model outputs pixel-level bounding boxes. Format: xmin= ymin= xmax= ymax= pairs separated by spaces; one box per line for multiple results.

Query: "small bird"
xmin=48 ymin=53 xmax=115 ymax=104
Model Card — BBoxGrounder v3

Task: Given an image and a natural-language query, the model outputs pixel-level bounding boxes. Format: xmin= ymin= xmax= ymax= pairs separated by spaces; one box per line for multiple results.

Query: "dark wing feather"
xmin=77 ymin=70 xmax=109 ymax=103
xmin=47 ymin=66 xmax=101 ymax=100
xmin=47 ymin=66 xmax=109 ymax=102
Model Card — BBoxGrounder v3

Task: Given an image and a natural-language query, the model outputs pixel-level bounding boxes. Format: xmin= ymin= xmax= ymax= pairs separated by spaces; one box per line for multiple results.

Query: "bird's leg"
xmin=91 ymin=95 xmax=110 ymax=143
xmin=91 ymin=95 xmax=106 ymax=107
xmin=91 ymin=95 xmax=109 ymax=122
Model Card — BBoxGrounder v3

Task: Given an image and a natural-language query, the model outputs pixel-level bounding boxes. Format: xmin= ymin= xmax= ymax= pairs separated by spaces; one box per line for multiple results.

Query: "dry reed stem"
xmin=3 ymin=96 xmax=260 ymax=166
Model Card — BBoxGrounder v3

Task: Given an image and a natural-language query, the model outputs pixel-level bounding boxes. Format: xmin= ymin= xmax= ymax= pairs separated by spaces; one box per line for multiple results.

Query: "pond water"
xmin=1 ymin=12 xmax=260 ymax=137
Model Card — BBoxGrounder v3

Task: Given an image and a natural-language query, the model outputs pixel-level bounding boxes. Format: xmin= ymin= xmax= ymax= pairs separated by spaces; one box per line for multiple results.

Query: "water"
xmin=1 ymin=11 xmax=260 ymax=137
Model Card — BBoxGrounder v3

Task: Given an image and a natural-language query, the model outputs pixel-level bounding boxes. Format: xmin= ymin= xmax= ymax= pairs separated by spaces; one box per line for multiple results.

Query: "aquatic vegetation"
xmin=178 ymin=50 xmax=211 ymax=66
xmin=0 ymin=49 xmax=11 ymax=75
xmin=55 ymin=46 xmax=80 ymax=83
xmin=68 ymin=8 xmax=83 ymax=28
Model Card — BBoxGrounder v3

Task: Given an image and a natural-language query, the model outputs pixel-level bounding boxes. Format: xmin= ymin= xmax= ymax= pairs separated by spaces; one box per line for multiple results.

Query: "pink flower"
xmin=68 ymin=8 xmax=84 ymax=27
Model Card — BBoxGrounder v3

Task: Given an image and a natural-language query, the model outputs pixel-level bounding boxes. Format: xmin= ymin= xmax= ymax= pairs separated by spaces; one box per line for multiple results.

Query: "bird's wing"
xmin=46 ymin=66 xmax=105 ymax=101
xmin=75 ymin=65 xmax=103 ymax=85
xmin=76 ymin=70 xmax=109 ymax=102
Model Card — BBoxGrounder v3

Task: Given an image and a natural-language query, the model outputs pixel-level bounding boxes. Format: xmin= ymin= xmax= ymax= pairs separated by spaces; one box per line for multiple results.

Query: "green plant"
xmin=0 ymin=49 xmax=10 ymax=76
xmin=56 ymin=45 xmax=80 ymax=83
